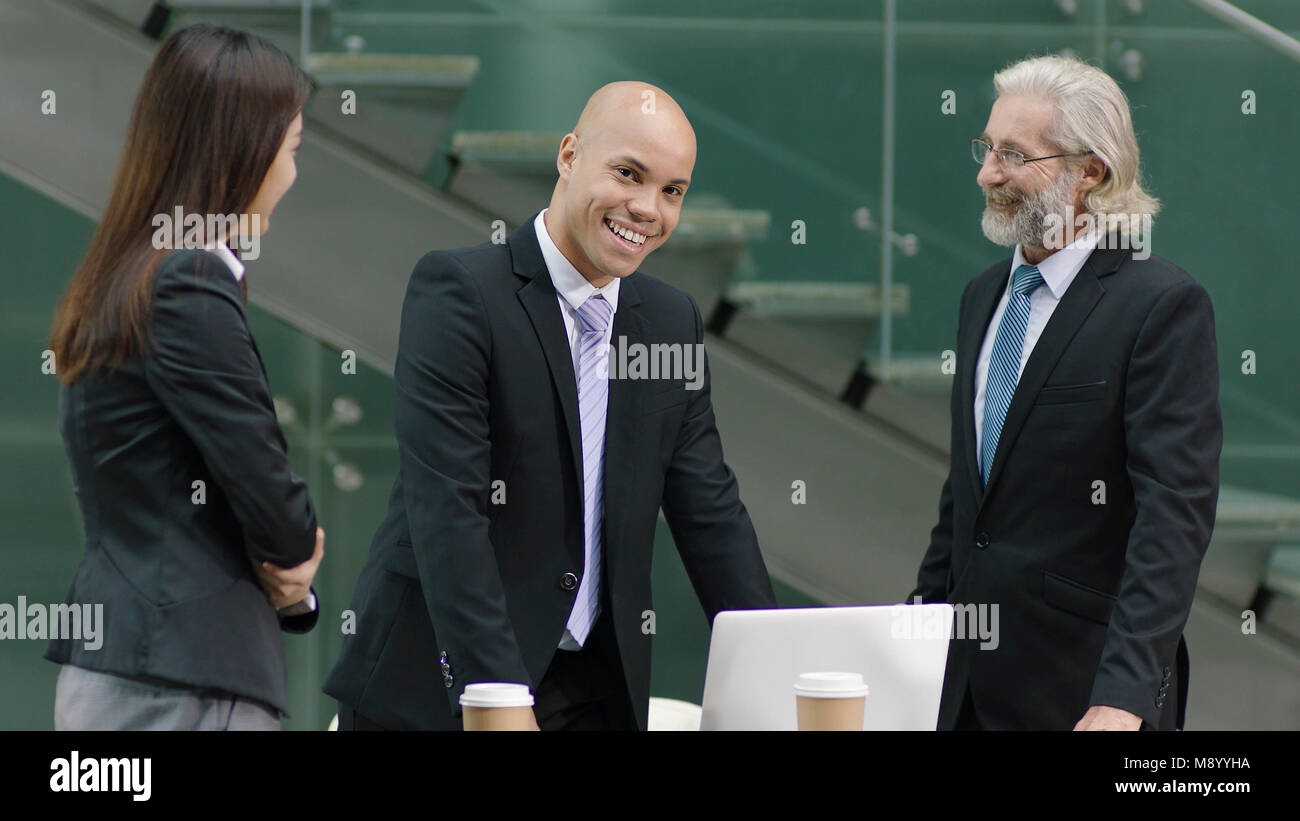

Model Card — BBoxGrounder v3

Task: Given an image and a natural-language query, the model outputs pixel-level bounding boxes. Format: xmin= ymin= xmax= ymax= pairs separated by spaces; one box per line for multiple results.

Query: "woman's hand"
xmin=251 ymin=526 xmax=325 ymax=609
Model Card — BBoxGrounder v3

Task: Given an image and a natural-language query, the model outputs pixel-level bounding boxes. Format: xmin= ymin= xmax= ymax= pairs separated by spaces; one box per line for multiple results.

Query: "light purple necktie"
xmin=567 ymin=293 xmax=612 ymax=646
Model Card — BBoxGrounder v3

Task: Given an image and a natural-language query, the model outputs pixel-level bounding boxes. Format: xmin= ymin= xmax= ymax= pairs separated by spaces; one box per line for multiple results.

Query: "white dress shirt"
xmin=973 ymin=229 xmax=1100 ymax=460
xmin=204 ymin=240 xmax=245 ymax=281
xmin=533 ymin=209 xmax=620 ymax=650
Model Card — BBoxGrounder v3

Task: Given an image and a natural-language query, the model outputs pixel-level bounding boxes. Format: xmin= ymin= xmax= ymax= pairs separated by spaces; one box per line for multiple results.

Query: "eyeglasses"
xmin=971 ymin=138 xmax=1085 ymax=169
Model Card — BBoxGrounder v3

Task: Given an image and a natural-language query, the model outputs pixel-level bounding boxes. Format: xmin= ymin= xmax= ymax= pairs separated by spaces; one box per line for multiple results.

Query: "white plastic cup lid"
xmin=793 ymin=671 xmax=870 ymax=699
xmin=459 ymin=682 xmax=535 ymax=708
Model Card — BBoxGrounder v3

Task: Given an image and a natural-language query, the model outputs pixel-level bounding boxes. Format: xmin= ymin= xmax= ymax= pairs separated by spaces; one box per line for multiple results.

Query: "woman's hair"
xmin=993 ymin=53 xmax=1160 ymax=233
xmin=50 ymin=23 xmax=310 ymax=385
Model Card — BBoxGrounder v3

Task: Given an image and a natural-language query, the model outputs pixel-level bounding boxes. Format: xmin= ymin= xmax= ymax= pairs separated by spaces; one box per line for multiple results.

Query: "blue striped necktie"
xmin=979 ymin=264 xmax=1044 ymax=485
xmin=567 ymin=293 xmax=613 ymax=646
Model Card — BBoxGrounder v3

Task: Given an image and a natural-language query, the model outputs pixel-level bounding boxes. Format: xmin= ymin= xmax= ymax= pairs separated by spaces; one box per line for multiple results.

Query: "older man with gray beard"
xmin=909 ymin=54 xmax=1221 ymax=731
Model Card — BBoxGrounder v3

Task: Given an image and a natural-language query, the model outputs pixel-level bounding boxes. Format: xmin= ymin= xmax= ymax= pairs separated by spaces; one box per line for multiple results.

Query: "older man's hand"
xmin=1074 ymin=704 xmax=1142 ymax=731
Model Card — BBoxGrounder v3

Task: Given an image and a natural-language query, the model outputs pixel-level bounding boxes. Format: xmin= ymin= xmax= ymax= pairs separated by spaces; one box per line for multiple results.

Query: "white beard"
xmin=981 ymin=170 xmax=1077 ymax=249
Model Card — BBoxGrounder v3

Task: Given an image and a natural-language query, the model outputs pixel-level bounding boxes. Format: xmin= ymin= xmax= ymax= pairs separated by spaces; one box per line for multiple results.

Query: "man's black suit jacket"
xmin=46 ymin=249 xmax=319 ymax=716
xmin=911 ymin=239 xmax=1221 ymax=730
xmin=324 ymin=216 xmax=777 ymax=730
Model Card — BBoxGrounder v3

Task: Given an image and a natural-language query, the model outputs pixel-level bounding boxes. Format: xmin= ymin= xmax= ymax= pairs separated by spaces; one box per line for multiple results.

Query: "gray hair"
xmin=993 ymin=53 xmax=1160 ymax=232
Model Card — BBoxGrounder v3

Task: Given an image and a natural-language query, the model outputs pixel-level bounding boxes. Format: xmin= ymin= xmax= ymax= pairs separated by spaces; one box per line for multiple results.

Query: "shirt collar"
xmin=204 ymin=240 xmax=245 ymax=281
xmin=533 ymin=209 xmax=620 ymax=315
xmin=1010 ymin=227 xmax=1099 ymax=299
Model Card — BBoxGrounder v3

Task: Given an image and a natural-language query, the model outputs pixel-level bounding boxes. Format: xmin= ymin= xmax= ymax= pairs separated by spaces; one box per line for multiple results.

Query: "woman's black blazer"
xmin=45 ymin=248 xmax=318 ymax=715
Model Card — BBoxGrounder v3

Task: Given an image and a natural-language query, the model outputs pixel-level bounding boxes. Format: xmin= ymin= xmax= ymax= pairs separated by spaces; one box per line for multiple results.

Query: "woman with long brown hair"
xmin=45 ymin=23 xmax=324 ymax=730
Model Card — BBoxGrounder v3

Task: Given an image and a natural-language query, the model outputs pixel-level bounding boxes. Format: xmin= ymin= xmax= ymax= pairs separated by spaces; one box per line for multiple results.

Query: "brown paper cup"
xmin=796 ymin=694 xmax=867 ymax=731
xmin=462 ymin=704 xmax=536 ymax=731
xmin=459 ymin=682 xmax=535 ymax=731
xmin=793 ymin=672 xmax=869 ymax=731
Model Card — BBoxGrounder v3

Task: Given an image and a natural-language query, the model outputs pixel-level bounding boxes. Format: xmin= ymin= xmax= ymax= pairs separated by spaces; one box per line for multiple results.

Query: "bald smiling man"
xmin=324 ymin=83 xmax=777 ymax=731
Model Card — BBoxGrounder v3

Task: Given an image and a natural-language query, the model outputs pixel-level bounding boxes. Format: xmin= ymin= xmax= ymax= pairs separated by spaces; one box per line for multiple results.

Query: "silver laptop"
xmin=699 ymin=604 xmax=953 ymax=730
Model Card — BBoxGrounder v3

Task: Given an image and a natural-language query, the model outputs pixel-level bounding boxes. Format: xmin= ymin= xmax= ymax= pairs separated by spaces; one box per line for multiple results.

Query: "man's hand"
xmin=251 ymin=526 xmax=325 ymax=609
xmin=1074 ymin=704 xmax=1142 ymax=731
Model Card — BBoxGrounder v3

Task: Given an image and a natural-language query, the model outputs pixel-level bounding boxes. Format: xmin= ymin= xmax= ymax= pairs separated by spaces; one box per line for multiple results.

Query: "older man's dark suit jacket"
xmin=324 ymin=216 xmax=776 ymax=730
xmin=910 ymin=239 xmax=1221 ymax=730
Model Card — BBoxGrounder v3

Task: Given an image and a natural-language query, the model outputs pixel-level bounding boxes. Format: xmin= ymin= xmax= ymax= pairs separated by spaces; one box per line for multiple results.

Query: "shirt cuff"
xmin=277 ymin=590 xmax=317 ymax=619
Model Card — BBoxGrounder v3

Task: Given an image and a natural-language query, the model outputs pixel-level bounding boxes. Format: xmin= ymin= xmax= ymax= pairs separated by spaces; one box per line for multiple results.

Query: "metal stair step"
xmin=166 ymin=0 xmax=331 ymax=54
xmin=724 ymin=280 xmax=910 ymax=319
xmin=304 ymin=52 xmax=479 ymax=176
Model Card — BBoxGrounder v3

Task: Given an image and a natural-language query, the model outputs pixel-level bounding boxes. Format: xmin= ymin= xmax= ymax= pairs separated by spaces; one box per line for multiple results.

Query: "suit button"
xmin=443 ymin=677 xmax=453 ymax=689
xmin=560 ymin=572 xmax=579 ymax=591
xmin=975 ymin=533 xmax=990 ymax=550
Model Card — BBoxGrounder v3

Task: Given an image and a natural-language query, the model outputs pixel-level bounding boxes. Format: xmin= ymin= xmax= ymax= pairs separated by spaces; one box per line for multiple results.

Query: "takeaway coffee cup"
xmin=793 ymin=672 xmax=869 ymax=731
xmin=459 ymin=683 xmax=536 ymax=731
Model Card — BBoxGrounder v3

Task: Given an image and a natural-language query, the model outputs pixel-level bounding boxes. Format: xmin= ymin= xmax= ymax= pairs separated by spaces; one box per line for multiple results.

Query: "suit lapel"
xmin=509 ymin=216 xmax=650 ymax=575
xmin=601 ymin=277 xmax=645 ymax=587
xmin=511 ymin=219 xmax=585 ymax=503
xmin=962 ymin=265 xmax=1008 ymax=502
xmin=979 ymin=245 xmax=1125 ymax=502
